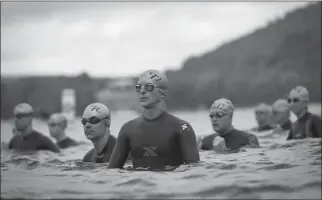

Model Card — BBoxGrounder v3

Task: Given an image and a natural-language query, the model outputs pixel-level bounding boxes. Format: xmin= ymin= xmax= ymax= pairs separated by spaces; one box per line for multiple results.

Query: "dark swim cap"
xmin=139 ymin=69 xmax=168 ymax=96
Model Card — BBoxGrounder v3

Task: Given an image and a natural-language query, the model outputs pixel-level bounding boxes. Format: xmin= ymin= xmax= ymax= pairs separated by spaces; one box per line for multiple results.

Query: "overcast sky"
xmin=1 ymin=1 xmax=312 ymax=77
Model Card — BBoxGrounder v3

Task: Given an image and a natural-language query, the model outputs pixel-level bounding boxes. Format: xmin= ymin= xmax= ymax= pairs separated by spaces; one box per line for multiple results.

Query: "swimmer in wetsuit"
xmin=286 ymin=86 xmax=321 ymax=140
xmin=8 ymin=103 xmax=60 ymax=153
xmin=108 ymin=70 xmax=200 ymax=170
xmin=271 ymin=99 xmax=292 ymax=133
xmin=82 ymin=103 xmax=116 ymax=163
xmin=48 ymin=113 xmax=79 ymax=149
xmin=200 ymin=98 xmax=260 ymax=151
xmin=250 ymin=103 xmax=275 ymax=132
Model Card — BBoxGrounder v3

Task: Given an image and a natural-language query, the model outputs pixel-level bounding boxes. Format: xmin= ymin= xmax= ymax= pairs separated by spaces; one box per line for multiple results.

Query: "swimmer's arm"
xmin=108 ymin=126 xmax=130 ymax=169
xmin=311 ymin=116 xmax=322 ymax=138
xmin=8 ymin=137 xmax=15 ymax=150
xmin=83 ymin=149 xmax=95 ymax=162
xmin=200 ymin=133 xmax=217 ymax=150
xmin=179 ymin=123 xmax=200 ymax=164
xmin=41 ymin=137 xmax=61 ymax=153
xmin=286 ymin=130 xmax=293 ymax=140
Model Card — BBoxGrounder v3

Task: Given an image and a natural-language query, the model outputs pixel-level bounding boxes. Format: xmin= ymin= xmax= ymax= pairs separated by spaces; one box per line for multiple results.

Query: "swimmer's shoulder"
xmin=118 ymin=116 xmax=143 ymax=138
xmin=236 ymin=129 xmax=259 ymax=146
xmin=163 ymin=112 xmax=192 ymax=127
xmin=83 ymin=148 xmax=96 ymax=162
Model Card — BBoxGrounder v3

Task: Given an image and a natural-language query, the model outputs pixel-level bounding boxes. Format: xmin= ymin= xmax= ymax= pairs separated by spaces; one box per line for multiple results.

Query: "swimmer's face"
xmin=82 ymin=106 xmax=110 ymax=141
xmin=255 ymin=110 xmax=271 ymax=126
xmin=48 ymin=120 xmax=66 ymax=139
xmin=14 ymin=112 xmax=33 ymax=131
xmin=288 ymin=93 xmax=308 ymax=114
xmin=209 ymin=110 xmax=232 ymax=134
xmin=136 ymin=73 xmax=165 ymax=109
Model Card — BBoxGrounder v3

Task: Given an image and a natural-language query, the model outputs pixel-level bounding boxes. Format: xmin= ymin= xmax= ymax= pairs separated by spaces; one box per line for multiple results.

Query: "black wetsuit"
xmin=108 ymin=111 xmax=200 ymax=170
xmin=8 ymin=130 xmax=60 ymax=153
xmin=56 ymin=137 xmax=78 ymax=149
xmin=201 ymin=129 xmax=260 ymax=151
xmin=280 ymin=120 xmax=292 ymax=131
xmin=83 ymin=135 xmax=116 ymax=163
xmin=251 ymin=124 xmax=274 ymax=132
xmin=286 ymin=112 xmax=321 ymax=140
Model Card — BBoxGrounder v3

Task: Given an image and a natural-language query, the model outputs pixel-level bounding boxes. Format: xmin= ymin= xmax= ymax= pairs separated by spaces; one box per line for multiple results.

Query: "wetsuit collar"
xmin=296 ymin=108 xmax=308 ymax=119
xmin=93 ymin=132 xmax=109 ymax=156
xmin=218 ymin=126 xmax=234 ymax=138
xmin=280 ymin=120 xmax=290 ymax=129
xmin=298 ymin=111 xmax=309 ymax=122
xmin=143 ymin=110 xmax=167 ymax=122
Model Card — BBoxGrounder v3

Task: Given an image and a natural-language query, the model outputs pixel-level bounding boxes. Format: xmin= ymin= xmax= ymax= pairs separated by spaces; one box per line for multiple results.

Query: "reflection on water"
xmin=1 ymin=105 xmax=321 ymax=199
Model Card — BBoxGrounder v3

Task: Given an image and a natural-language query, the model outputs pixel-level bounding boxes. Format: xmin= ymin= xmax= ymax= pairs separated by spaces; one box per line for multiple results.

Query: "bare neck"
xmin=16 ymin=125 xmax=33 ymax=137
xmin=55 ymin=132 xmax=67 ymax=142
xmin=143 ymin=100 xmax=167 ymax=120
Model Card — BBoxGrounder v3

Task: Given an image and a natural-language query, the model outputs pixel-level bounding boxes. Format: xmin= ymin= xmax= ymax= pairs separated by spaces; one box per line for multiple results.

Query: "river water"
xmin=1 ymin=104 xmax=321 ymax=199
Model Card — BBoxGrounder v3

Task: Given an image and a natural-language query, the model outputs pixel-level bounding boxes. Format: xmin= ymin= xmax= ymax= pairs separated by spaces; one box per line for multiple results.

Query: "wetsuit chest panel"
xmin=10 ymin=132 xmax=43 ymax=150
xmin=57 ymin=137 xmax=78 ymax=149
xmin=224 ymin=130 xmax=253 ymax=150
xmin=129 ymin=114 xmax=183 ymax=168
xmin=291 ymin=113 xmax=312 ymax=139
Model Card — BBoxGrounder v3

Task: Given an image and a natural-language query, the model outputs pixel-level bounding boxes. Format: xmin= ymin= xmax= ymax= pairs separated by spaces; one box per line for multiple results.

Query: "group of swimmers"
xmin=7 ymin=70 xmax=321 ymax=171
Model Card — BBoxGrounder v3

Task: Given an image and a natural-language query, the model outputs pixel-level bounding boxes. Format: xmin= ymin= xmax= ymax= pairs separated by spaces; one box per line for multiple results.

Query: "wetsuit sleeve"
xmin=41 ymin=136 xmax=61 ymax=153
xmin=83 ymin=149 xmax=95 ymax=162
xmin=311 ymin=115 xmax=322 ymax=138
xmin=200 ymin=133 xmax=217 ymax=150
xmin=179 ymin=123 xmax=200 ymax=164
xmin=8 ymin=137 xmax=15 ymax=150
xmin=108 ymin=125 xmax=130 ymax=169
xmin=286 ymin=128 xmax=293 ymax=140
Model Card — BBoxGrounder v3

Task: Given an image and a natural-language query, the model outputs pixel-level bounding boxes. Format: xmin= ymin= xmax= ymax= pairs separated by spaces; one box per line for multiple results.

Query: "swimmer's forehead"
xmin=210 ymin=98 xmax=234 ymax=113
xmin=48 ymin=113 xmax=66 ymax=123
xmin=82 ymin=103 xmax=110 ymax=119
xmin=137 ymin=70 xmax=168 ymax=88
xmin=289 ymin=86 xmax=309 ymax=100
xmin=13 ymin=103 xmax=33 ymax=115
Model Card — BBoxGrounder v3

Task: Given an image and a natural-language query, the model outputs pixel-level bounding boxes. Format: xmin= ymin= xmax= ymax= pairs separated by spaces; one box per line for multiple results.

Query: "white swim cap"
xmin=13 ymin=103 xmax=34 ymax=115
xmin=272 ymin=99 xmax=289 ymax=112
xmin=83 ymin=103 xmax=111 ymax=119
xmin=48 ymin=113 xmax=67 ymax=125
xmin=210 ymin=98 xmax=235 ymax=113
xmin=138 ymin=70 xmax=168 ymax=96
xmin=289 ymin=86 xmax=309 ymax=101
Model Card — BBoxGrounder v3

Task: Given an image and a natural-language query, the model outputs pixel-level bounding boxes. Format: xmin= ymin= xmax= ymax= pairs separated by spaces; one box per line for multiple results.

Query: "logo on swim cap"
xmin=289 ymin=86 xmax=309 ymax=101
xmin=83 ymin=103 xmax=110 ymax=119
xmin=211 ymin=98 xmax=235 ymax=113
xmin=140 ymin=70 xmax=168 ymax=90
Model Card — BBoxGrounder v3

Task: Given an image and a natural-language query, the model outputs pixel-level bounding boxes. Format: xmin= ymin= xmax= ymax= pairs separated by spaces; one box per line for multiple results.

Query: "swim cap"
xmin=82 ymin=103 xmax=111 ymax=119
xmin=210 ymin=98 xmax=235 ymax=113
xmin=13 ymin=103 xmax=34 ymax=115
xmin=48 ymin=113 xmax=67 ymax=125
xmin=255 ymin=103 xmax=272 ymax=113
xmin=289 ymin=86 xmax=309 ymax=101
xmin=272 ymin=99 xmax=289 ymax=112
xmin=138 ymin=70 xmax=168 ymax=95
